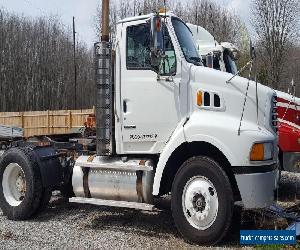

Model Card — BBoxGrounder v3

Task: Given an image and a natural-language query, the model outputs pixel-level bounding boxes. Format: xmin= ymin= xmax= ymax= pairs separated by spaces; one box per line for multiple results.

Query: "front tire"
xmin=0 ymin=147 xmax=49 ymax=220
xmin=171 ymin=156 xmax=234 ymax=245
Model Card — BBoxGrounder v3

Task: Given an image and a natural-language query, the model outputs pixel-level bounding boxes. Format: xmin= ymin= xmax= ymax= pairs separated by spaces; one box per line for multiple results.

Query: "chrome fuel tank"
xmin=72 ymin=156 xmax=154 ymax=204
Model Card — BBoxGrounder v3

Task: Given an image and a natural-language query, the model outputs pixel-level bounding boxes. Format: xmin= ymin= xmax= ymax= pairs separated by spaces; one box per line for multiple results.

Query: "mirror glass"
xmin=150 ymin=15 xmax=164 ymax=54
xmin=206 ymin=53 xmax=213 ymax=68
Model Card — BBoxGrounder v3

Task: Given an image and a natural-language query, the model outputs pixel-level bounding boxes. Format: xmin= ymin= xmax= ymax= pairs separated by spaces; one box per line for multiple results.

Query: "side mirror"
xmin=206 ymin=53 xmax=213 ymax=68
xmin=150 ymin=15 xmax=164 ymax=67
xmin=231 ymin=49 xmax=240 ymax=61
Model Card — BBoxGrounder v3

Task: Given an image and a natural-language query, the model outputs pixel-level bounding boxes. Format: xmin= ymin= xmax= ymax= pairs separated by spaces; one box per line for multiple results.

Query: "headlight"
xmin=250 ymin=142 xmax=273 ymax=161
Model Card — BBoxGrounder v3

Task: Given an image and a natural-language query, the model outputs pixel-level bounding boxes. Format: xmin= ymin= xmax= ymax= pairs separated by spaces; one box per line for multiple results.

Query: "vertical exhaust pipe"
xmin=95 ymin=0 xmax=114 ymax=156
xmin=101 ymin=0 xmax=109 ymax=42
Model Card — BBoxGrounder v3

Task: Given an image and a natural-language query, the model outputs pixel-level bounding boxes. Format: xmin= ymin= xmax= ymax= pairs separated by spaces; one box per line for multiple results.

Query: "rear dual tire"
xmin=171 ymin=156 xmax=234 ymax=245
xmin=0 ymin=147 xmax=51 ymax=220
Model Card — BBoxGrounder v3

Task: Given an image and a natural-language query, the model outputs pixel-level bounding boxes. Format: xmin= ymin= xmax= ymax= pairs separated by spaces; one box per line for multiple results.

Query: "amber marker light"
xmin=250 ymin=143 xmax=264 ymax=161
xmin=197 ymin=91 xmax=203 ymax=106
xmin=159 ymin=7 xmax=167 ymax=13
xmin=250 ymin=142 xmax=273 ymax=161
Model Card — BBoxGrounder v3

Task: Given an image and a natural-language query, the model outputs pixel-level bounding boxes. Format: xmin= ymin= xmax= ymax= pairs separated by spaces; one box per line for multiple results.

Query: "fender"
xmin=153 ymin=123 xmax=185 ymax=195
xmin=152 ymin=120 xmax=235 ymax=195
xmin=33 ymin=146 xmax=63 ymax=187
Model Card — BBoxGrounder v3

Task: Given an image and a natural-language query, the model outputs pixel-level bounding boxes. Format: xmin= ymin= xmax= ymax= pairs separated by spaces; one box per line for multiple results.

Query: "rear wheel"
xmin=171 ymin=156 xmax=234 ymax=245
xmin=0 ymin=147 xmax=50 ymax=220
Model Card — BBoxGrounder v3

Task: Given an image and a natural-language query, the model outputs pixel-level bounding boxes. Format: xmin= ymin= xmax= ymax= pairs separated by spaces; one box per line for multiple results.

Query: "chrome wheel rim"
xmin=2 ymin=163 xmax=26 ymax=206
xmin=182 ymin=176 xmax=218 ymax=230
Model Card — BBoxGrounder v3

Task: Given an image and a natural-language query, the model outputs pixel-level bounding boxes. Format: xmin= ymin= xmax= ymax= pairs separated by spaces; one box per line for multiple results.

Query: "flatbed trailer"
xmin=0 ymin=125 xmax=24 ymax=151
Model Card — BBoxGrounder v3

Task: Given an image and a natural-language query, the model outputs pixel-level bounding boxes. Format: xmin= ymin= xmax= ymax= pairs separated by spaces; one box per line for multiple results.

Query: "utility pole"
xmin=73 ymin=16 xmax=77 ymax=109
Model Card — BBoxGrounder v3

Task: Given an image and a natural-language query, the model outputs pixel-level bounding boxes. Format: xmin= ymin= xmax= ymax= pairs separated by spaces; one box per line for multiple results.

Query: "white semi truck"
xmin=0 ymin=3 xmax=279 ymax=245
xmin=187 ymin=23 xmax=239 ymax=75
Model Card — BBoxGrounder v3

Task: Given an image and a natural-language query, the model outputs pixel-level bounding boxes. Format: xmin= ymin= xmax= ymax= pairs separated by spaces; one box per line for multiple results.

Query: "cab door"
xmin=120 ymin=20 xmax=180 ymax=154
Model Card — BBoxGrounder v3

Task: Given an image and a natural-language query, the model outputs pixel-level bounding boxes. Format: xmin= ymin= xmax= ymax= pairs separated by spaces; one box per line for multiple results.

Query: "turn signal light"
xmin=250 ymin=142 xmax=273 ymax=161
xmin=250 ymin=143 xmax=264 ymax=161
xmin=197 ymin=91 xmax=203 ymax=106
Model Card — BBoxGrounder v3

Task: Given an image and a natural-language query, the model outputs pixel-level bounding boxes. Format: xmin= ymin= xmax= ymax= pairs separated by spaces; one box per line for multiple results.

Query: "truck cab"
xmin=0 ymin=12 xmax=279 ymax=245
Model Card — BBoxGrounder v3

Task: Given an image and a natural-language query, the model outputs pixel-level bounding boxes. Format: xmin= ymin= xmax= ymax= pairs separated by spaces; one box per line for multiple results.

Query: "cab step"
xmin=69 ymin=197 xmax=155 ymax=211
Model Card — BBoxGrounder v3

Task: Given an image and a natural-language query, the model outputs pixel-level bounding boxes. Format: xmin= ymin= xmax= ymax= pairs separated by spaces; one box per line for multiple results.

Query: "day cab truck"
xmin=0 ymin=2 xmax=279 ymax=245
xmin=188 ymin=23 xmax=300 ymax=174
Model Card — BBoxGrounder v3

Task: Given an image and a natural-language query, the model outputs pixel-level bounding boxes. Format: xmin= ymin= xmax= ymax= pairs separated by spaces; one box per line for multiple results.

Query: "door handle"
xmin=124 ymin=125 xmax=136 ymax=129
xmin=123 ymin=100 xmax=127 ymax=113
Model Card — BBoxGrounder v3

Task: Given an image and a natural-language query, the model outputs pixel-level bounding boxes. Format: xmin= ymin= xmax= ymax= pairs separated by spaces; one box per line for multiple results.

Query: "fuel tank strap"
xmin=136 ymin=171 xmax=143 ymax=202
xmin=82 ymin=167 xmax=91 ymax=198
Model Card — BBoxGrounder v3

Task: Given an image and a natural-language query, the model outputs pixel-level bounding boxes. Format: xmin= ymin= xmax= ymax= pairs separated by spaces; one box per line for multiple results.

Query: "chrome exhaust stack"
xmin=95 ymin=0 xmax=114 ymax=156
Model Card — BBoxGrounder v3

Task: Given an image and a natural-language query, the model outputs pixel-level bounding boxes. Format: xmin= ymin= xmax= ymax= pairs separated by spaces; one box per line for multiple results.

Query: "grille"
xmin=271 ymin=95 xmax=278 ymax=133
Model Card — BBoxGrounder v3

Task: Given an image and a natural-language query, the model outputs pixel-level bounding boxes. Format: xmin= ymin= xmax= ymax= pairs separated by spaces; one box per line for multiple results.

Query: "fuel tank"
xmin=72 ymin=156 xmax=154 ymax=204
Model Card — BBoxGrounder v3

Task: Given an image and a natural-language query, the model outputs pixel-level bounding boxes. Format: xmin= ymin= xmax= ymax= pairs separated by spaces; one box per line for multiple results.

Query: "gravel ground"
xmin=0 ymin=171 xmax=300 ymax=249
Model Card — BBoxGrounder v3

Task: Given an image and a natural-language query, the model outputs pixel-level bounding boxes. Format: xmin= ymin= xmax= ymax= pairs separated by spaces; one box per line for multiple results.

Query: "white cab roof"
xmin=118 ymin=12 xmax=175 ymax=24
xmin=187 ymin=23 xmax=219 ymax=56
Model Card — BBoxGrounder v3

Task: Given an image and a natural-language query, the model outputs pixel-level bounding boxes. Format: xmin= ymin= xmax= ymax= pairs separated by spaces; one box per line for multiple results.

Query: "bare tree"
xmin=174 ymin=0 xmax=243 ymax=45
xmin=251 ymin=0 xmax=300 ymax=89
xmin=0 ymin=8 xmax=95 ymax=112
xmin=94 ymin=0 xmax=244 ymax=48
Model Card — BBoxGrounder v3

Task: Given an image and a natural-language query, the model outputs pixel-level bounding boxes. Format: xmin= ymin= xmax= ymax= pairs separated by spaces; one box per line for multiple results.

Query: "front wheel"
xmin=171 ymin=156 xmax=234 ymax=245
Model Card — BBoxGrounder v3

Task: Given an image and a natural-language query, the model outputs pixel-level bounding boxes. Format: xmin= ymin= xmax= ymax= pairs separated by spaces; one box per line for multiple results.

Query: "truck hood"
xmin=189 ymin=65 xmax=277 ymax=134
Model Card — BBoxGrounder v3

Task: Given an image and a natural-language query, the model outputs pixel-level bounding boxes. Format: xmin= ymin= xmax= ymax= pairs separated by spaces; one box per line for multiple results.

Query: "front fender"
xmin=184 ymin=111 xmax=277 ymax=166
xmin=152 ymin=117 xmax=235 ymax=195
xmin=153 ymin=123 xmax=186 ymax=195
xmin=153 ymin=111 xmax=277 ymax=196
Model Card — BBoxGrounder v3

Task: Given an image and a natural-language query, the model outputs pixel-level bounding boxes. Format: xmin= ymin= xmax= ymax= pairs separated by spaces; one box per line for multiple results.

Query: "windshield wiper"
xmin=189 ymin=56 xmax=201 ymax=62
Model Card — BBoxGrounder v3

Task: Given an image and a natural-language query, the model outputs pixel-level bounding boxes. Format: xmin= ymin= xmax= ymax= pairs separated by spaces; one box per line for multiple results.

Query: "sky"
xmin=0 ymin=0 xmax=251 ymax=46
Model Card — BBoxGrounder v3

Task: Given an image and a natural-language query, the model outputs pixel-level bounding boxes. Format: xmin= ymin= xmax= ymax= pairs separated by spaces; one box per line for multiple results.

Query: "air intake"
xmin=94 ymin=41 xmax=114 ymax=156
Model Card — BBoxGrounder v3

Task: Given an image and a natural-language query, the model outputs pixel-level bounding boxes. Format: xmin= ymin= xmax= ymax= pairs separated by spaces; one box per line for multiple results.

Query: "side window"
xmin=126 ymin=24 xmax=151 ymax=69
xmin=126 ymin=23 xmax=176 ymax=75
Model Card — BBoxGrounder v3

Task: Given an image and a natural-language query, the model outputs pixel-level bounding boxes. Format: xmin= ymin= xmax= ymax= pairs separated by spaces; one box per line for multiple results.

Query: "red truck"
xmin=276 ymin=90 xmax=300 ymax=172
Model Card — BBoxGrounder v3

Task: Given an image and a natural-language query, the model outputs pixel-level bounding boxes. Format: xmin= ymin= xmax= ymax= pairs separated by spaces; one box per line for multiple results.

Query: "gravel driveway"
xmin=0 ymin=171 xmax=299 ymax=249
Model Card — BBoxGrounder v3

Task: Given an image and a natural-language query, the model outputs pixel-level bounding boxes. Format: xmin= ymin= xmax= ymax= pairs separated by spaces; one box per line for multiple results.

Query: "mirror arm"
xmin=226 ymin=60 xmax=253 ymax=84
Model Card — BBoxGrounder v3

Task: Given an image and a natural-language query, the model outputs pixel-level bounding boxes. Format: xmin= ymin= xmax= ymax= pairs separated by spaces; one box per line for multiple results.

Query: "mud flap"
xmin=33 ymin=146 xmax=63 ymax=187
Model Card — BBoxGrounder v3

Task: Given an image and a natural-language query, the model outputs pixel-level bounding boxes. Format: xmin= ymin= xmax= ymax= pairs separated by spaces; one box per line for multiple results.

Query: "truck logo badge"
xmin=130 ymin=134 xmax=158 ymax=140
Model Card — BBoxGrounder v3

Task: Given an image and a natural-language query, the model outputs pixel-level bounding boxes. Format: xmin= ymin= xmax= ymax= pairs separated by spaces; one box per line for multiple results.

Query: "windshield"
xmin=171 ymin=17 xmax=202 ymax=66
xmin=223 ymin=51 xmax=238 ymax=74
